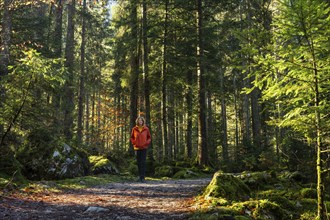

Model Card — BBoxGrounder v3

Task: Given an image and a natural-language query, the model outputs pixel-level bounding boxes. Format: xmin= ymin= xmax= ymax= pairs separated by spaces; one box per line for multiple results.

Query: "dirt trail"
xmin=0 ymin=178 xmax=211 ymax=220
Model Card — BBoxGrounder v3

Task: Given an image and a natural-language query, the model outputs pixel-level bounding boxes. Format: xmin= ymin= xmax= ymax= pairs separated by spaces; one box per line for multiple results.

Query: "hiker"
xmin=130 ymin=116 xmax=151 ymax=183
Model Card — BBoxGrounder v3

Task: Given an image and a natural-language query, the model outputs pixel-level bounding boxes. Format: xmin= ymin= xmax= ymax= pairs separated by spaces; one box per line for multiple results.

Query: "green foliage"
xmin=256 ymin=0 xmax=330 ymax=139
xmin=54 ymin=174 xmax=129 ymax=190
xmin=0 ymin=147 xmax=23 ymax=177
xmin=0 ymin=175 xmax=10 ymax=189
xmin=89 ymin=156 xmax=109 ymax=167
xmin=127 ymin=160 xmax=138 ymax=176
xmin=20 ymin=174 xmax=135 ymax=193
xmin=281 ymin=136 xmax=314 ymax=173
xmin=300 ymin=188 xmax=317 ymax=199
xmin=1 ymin=49 xmax=65 ymax=147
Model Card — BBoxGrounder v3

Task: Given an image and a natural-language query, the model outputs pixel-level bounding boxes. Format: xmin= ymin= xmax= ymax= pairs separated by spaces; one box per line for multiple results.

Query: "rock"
xmin=84 ymin=206 xmax=109 ymax=213
xmin=47 ymin=143 xmax=90 ymax=179
xmin=89 ymin=156 xmax=119 ymax=175
xmin=203 ymin=171 xmax=250 ymax=201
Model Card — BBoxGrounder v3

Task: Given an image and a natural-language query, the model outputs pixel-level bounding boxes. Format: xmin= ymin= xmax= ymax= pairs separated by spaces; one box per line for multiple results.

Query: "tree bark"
xmin=186 ymin=70 xmax=193 ymax=158
xmin=77 ymin=0 xmax=87 ymax=145
xmin=251 ymin=87 xmax=262 ymax=150
xmin=63 ymin=0 xmax=76 ymax=141
xmin=51 ymin=0 xmax=63 ymax=135
xmin=233 ymin=71 xmax=239 ymax=162
xmin=129 ymin=0 xmax=139 ymax=155
xmin=142 ymin=0 xmax=153 ymax=160
xmin=196 ymin=0 xmax=208 ymax=166
xmin=220 ymin=68 xmax=229 ymax=163
xmin=168 ymin=91 xmax=174 ymax=160
xmin=161 ymin=0 xmax=169 ymax=162
xmin=313 ymin=51 xmax=325 ymax=220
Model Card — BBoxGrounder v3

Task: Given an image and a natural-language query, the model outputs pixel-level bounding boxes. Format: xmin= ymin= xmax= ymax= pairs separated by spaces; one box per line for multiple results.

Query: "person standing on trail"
xmin=130 ymin=116 xmax=151 ymax=183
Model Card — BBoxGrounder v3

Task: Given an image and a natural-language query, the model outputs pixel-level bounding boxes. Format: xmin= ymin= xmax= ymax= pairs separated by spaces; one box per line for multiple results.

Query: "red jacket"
xmin=130 ymin=126 xmax=151 ymax=150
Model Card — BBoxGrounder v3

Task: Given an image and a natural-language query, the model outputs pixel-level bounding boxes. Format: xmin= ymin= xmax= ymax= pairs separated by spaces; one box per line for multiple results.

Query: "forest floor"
xmin=0 ymin=178 xmax=211 ymax=220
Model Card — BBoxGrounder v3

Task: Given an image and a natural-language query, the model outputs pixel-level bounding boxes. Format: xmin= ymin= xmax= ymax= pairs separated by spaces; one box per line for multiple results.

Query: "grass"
xmin=0 ymin=173 xmax=138 ymax=194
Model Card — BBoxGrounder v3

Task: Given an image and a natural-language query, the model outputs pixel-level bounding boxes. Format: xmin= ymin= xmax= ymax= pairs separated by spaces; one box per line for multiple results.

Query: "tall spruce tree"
xmin=256 ymin=0 xmax=330 ymax=218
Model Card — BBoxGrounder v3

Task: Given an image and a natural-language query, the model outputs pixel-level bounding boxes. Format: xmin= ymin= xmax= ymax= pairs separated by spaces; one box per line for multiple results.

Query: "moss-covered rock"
xmin=268 ymin=195 xmax=296 ymax=211
xmin=253 ymin=199 xmax=287 ymax=220
xmin=47 ymin=143 xmax=90 ymax=179
xmin=231 ymin=199 xmax=288 ymax=220
xmin=239 ymin=171 xmax=274 ymax=190
xmin=154 ymin=165 xmax=173 ymax=177
xmin=89 ymin=156 xmax=119 ymax=175
xmin=173 ymin=169 xmax=198 ymax=179
xmin=203 ymin=171 xmax=250 ymax=201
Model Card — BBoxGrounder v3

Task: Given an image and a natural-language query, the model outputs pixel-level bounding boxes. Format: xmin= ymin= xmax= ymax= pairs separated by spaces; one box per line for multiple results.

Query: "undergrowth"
xmin=190 ymin=171 xmax=330 ymax=220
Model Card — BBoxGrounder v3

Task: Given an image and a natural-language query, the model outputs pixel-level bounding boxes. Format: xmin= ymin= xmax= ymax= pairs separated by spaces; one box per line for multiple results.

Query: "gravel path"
xmin=0 ymin=178 xmax=211 ymax=220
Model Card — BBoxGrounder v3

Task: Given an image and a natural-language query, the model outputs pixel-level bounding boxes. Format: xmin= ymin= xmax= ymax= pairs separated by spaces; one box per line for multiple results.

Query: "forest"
xmin=0 ymin=0 xmax=330 ymax=219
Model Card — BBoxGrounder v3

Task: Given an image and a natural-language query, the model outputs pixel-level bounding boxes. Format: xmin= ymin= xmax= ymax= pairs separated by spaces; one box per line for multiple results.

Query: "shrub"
xmin=300 ymin=188 xmax=317 ymax=199
xmin=154 ymin=165 xmax=173 ymax=177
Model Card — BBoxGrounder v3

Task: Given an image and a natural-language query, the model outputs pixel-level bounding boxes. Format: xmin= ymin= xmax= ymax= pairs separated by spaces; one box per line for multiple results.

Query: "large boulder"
xmin=48 ymin=143 xmax=90 ymax=179
xmin=18 ymin=142 xmax=90 ymax=180
xmin=203 ymin=171 xmax=251 ymax=201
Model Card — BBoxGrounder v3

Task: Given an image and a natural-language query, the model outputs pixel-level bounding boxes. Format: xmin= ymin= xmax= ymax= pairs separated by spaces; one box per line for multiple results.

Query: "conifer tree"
xmin=256 ymin=1 xmax=330 ymax=218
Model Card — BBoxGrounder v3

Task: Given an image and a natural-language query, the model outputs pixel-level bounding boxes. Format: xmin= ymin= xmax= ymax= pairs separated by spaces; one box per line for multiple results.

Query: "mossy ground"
xmin=191 ymin=171 xmax=330 ymax=220
xmin=0 ymin=173 xmax=137 ymax=194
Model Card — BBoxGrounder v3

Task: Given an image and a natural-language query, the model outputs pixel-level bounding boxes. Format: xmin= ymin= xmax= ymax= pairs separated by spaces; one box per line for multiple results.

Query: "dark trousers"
xmin=136 ymin=149 xmax=147 ymax=180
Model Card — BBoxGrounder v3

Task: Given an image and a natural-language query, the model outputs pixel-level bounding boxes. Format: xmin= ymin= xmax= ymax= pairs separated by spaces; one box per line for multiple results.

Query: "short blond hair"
xmin=135 ymin=116 xmax=146 ymax=125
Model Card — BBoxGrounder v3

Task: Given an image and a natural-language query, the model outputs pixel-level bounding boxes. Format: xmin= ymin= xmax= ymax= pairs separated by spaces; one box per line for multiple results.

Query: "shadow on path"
xmin=0 ymin=178 xmax=211 ymax=220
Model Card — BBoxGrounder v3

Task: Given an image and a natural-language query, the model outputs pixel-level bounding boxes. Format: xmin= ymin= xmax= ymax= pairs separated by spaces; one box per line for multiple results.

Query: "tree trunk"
xmin=233 ymin=70 xmax=240 ymax=162
xmin=251 ymin=87 xmax=262 ymax=151
xmin=129 ymin=0 xmax=139 ymax=155
xmin=51 ymin=0 xmax=63 ymax=135
xmin=53 ymin=0 xmax=63 ymax=57
xmin=161 ymin=0 xmax=169 ymax=162
xmin=85 ymin=92 xmax=90 ymax=144
xmin=242 ymin=75 xmax=251 ymax=152
xmin=313 ymin=55 xmax=325 ymax=220
xmin=196 ymin=0 xmax=208 ymax=166
xmin=174 ymin=105 xmax=179 ymax=160
xmin=77 ymin=0 xmax=87 ymax=145
xmin=63 ymin=0 xmax=76 ymax=141
xmin=207 ymin=91 xmax=216 ymax=163
xmin=186 ymin=70 xmax=193 ymax=158
xmin=220 ymin=68 xmax=229 ymax=163
xmin=168 ymin=91 xmax=174 ymax=160
xmin=142 ymin=0 xmax=153 ymax=160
